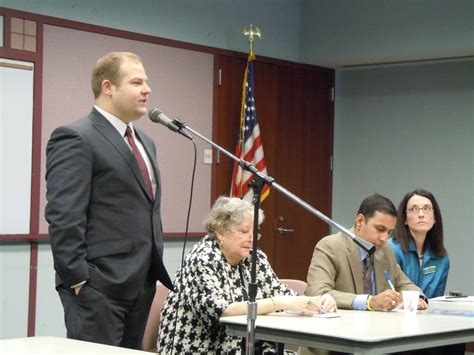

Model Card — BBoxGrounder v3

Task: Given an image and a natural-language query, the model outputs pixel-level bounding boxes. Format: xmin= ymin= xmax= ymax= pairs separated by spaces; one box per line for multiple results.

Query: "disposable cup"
xmin=402 ymin=290 xmax=419 ymax=314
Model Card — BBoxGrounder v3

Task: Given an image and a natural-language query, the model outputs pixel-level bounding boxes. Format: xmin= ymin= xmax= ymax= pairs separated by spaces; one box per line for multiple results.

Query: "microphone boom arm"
xmin=175 ymin=119 xmax=376 ymax=255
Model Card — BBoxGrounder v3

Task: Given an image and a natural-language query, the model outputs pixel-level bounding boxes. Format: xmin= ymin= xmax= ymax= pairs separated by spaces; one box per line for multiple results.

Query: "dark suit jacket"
xmin=305 ymin=229 xmax=422 ymax=309
xmin=45 ymin=108 xmax=172 ymax=300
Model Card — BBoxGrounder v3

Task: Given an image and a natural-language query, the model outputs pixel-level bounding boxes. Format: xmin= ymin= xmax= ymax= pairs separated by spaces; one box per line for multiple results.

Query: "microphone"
xmin=148 ymin=108 xmax=193 ymax=140
xmin=353 ymin=236 xmax=376 ymax=255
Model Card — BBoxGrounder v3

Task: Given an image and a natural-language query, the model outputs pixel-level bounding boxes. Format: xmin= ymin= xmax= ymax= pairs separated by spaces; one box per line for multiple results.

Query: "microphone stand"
xmin=246 ymin=174 xmax=266 ymax=355
xmin=172 ymin=118 xmax=375 ymax=354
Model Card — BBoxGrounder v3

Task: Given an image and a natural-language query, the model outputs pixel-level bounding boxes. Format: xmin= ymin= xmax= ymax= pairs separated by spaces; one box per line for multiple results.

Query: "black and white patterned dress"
xmin=157 ymin=235 xmax=295 ymax=354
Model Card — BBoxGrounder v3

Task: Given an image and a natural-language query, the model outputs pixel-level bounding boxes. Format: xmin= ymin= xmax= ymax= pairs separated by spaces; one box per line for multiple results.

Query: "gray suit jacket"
xmin=305 ymin=229 xmax=422 ymax=309
xmin=45 ymin=109 xmax=172 ymax=300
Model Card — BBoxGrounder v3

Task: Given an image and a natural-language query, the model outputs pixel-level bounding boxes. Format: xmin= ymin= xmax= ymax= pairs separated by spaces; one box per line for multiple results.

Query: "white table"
xmin=0 ymin=336 xmax=147 ymax=354
xmin=221 ymin=309 xmax=474 ymax=354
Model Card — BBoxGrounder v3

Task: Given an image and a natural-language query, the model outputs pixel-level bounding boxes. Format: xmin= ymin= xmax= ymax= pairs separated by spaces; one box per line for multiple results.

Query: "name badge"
xmin=423 ymin=265 xmax=436 ymax=275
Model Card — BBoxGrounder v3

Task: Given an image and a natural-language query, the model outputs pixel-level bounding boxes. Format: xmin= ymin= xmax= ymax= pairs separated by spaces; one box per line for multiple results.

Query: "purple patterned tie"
xmin=363 ymin=255 xmax=373 ymax=294
xmin=125 ymin=126 xmax=154 ymax=200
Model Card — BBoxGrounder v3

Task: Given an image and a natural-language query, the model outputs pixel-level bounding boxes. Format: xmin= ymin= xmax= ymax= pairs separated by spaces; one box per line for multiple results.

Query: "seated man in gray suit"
xmin=300 ymin=194 xmax=428 ymax=354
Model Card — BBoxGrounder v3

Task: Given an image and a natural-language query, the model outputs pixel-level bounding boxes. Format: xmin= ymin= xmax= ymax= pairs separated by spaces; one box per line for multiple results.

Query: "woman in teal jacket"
xmin=388 ymin=189 xmax=449 ymax=298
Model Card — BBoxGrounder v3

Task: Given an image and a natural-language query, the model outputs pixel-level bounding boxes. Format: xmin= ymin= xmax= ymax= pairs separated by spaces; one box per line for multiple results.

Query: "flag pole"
xmin=242 ymin=24 xmax=261 ymax=56
xmin=241 ymin=24 xmax=262 ymax=355
xmin=235 ymin=24 xmax=261 ymax=199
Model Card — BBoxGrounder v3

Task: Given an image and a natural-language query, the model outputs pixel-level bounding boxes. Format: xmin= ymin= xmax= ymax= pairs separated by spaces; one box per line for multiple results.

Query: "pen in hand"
xmin=384 ymin=271 xmax=395 ymax=291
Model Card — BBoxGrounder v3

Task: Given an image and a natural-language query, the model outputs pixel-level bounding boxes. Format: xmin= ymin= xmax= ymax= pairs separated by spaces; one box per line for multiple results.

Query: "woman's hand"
xmin=273 ymin=294 xmax=337 ymax=315
xmin=311 ymin=293 xmax=337 ymax=313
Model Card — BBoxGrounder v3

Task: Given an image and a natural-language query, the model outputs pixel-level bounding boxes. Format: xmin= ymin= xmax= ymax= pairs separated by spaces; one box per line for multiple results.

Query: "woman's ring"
xmin=391 ymin=300 xmax=396 ymax=306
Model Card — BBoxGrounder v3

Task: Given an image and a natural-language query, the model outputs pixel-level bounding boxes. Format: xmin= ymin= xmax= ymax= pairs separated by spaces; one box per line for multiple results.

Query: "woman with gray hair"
xmin=158 ymin=196 xmax=336 ymax=354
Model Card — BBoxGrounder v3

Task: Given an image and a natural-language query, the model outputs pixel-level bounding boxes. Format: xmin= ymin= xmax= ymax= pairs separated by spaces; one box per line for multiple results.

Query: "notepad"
xmin=284 ymin=310 xmax=341 ymax=318
xmin=316 ymin=312 xmax=341 ymax=318
xmin=431 ymin=296 xmax=474 ymax=302
xmin=427 ymin=308 xmax=474 ymax=318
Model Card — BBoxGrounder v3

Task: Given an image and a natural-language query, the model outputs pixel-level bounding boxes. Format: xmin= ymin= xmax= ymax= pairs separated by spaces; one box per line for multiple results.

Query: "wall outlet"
xmin=203 ymin=149 xmax=212 ymax=164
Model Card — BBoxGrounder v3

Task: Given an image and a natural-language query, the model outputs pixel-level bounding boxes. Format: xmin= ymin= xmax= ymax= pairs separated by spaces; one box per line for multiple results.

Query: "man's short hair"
xmin=357 ymin=193 xmax=397 ymax=219
xmin=91 ymin=52 xmax=142 ymax=99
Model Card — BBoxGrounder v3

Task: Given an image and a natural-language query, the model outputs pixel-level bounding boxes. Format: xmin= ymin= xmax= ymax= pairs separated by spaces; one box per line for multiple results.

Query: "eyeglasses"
xmin=406 ymin=206 xmax=434 ymax=214
xmin=231 ymin=229 xmax=262 ymax=240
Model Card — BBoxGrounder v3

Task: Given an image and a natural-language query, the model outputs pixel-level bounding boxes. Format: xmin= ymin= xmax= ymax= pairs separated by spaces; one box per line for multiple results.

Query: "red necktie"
xmin=125 ymin=126 xmax=154 ymax=200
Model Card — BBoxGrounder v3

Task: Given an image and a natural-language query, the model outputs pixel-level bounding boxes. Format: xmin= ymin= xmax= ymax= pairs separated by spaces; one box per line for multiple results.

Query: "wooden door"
xmin=213 ymin=54 xmax=334 ymax=280
xmin=271 ymin=65 xmax=334 ymax=279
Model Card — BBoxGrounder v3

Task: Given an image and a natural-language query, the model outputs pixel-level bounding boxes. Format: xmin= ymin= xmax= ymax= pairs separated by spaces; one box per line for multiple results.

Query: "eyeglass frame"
xmin=406 ymin=206 xmax=434 ymax=214
xmin=230 ymin=228 xmax=262 ymax=240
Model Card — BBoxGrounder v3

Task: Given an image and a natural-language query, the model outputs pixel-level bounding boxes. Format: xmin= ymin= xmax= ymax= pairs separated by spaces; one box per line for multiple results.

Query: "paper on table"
xmin=430 ymin=296 xmax=474 ymax=302
xmin=316 ymin=312 xmax=341 ymax=318
xmin=284 ymin=310 xmax=341 ymax=318
xmin=427 ymin=308 xmax=474 ymax=318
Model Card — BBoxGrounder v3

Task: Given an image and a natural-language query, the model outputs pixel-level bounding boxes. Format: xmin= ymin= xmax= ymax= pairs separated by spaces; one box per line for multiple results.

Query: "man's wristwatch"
xmin=419 ymin=294 xmax=429 ymax=304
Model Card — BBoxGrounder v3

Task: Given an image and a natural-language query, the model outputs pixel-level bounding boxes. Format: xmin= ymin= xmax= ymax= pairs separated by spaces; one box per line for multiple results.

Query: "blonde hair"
xmin=203 ymin=196 xmax=264 ymax=240
xmin=91 ymin=52 xmax=142 ymax=99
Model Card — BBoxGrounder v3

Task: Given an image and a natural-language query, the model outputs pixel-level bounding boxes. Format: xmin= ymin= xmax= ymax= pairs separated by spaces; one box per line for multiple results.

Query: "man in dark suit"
xmin=45 ymin=52 xmax=172 ymax=350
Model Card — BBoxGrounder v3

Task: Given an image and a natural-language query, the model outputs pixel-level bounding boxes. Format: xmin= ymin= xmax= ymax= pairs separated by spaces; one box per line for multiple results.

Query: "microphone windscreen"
xmin=148 ymin=108 xmax=163 ymax=123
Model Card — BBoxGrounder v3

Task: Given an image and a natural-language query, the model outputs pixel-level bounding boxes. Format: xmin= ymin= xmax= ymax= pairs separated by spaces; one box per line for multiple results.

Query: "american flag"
xmin=230 ymin=54 xmax=269 ymax=202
